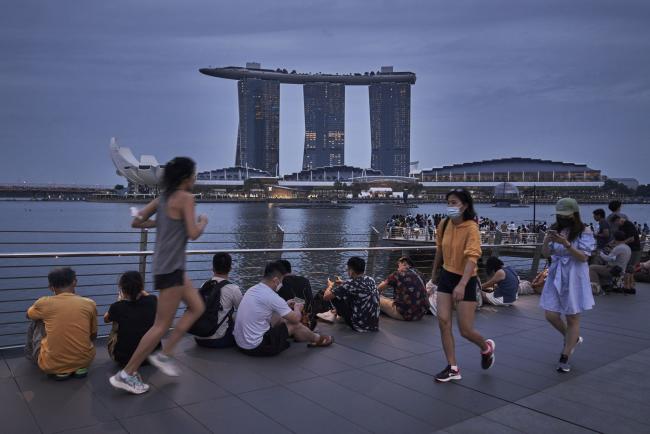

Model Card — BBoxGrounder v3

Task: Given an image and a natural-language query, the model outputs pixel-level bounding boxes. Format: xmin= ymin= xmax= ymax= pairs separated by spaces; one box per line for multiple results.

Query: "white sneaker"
xmin=316 ymin=311 xmax=337 ymax=323
xmin=109 ymin=370 xmax=150 ymax=395
xmin=570 ymin=336 xmax=583 ymax=355
xmin=148 ymin=351 xmax=181 ymax=377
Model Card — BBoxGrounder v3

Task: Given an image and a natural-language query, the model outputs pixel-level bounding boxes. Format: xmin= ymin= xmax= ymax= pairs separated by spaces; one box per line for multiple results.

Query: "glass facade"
xmin=369 ymin=82 xmax=411 ymax=176
xmin=302 ymin=83 xmax=345 ymax=170
xmin=235 ymin=78 xmax=280 ymax=175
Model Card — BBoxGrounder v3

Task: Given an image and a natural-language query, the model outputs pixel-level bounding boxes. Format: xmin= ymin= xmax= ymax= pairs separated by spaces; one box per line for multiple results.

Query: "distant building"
xmin=369 ymin=76 xmax=412 ymax=177
xmin=109 ymin=138 xmax=164 ymax=187
xmin=611 ymin=178 xmax=639 ymax=190
xmin=282 ymin=165 xmax=381 ymax=183
xmin=417 ymin=158 xmax=603 ymax=187
xmin=302 ymin=82 xmax=345 ymax=170
xmin=196 ymin=166 xmax=271 ymax=182
xmin=200 ymin=63 xmax=416 ymax=176
xmin=235 ymin=73 xmax=280 ymax=175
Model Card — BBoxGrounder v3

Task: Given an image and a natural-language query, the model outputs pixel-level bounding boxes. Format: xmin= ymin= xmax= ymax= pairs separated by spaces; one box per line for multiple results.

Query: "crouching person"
xmin=234 ymin=261 xmax=333 ymax=357
xmin=481 ymin=257 xmax=520 ymax=306
xmin=25 ymin=267 xmax=97 ymax=380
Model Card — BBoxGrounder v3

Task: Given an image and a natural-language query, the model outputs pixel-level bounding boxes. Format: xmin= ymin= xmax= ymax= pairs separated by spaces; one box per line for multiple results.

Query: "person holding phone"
xmin=431 ymin=189 xmax=495 ymax=383
xmin=540 ymin=198 xmax=595 ymax=373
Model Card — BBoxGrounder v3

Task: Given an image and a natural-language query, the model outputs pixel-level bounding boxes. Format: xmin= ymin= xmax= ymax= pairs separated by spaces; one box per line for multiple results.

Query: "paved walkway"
xmin=2 ymin=284 xmax=649 ymax=434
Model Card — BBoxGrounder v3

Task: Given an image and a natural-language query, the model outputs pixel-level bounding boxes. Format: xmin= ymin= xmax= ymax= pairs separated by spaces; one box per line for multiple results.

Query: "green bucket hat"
xmin=555 ymin=197 xmax=579 ymax=216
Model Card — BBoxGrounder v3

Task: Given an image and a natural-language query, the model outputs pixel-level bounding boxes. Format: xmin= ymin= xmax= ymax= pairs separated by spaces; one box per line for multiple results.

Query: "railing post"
xmin=492 ymin=231 xmax=502 ymax=258
xmin=528 ymin=232 xmax=546 ymax=280
xmin=272 ymin=224 xmax=285 ymax=261
xmin=367 ymin=226 xmax=380 ymax=277
xmin=139 ymin=229 xmax=148 ymax=276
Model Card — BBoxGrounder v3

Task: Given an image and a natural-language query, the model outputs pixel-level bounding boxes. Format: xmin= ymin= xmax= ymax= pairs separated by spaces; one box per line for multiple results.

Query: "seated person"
xmin=276 ymin=259 xmax=316 ymax=330
xmin=377 ymin=256 xmax=428 ymax=321
xmin=320 ymin=257 xmax=380 ymax=332
xmin=481 ymin=257 xmax=519 ymax=306
xmin=234 ymin=261 xmax=333 ymax=357
xmin=634 ymin=259 xmax=650 ymax=283
xmin=25 ymin=267 xmax=97 ymax=379
xmin=589 ymin=230 xmax=631 ymax=294
xmin=193 ymin=253 xmax=242 ymax=348
xmin=105 ymin=271 xmax=158 ymax=365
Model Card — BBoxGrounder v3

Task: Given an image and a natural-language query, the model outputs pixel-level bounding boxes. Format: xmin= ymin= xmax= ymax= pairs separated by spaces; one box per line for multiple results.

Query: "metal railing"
xmin=0 ymin=229 xmax=544 ymax=349
xmin=383 ymin=226 xmax=544 ymax=245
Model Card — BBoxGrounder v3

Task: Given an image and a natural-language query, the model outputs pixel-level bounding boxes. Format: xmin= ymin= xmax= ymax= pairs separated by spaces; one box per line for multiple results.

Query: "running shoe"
xmin=435 ymin=365 xmax=462 ymax=382
xmin=569 ymin=336 xmax=583 ymax=356
xmin=148 ymin=351 xmax=181 ymax=377
xmin=481 ymin=339 xmax=496 ymax=370
xmin=109 ymin=370 xmax=150 ymax=395
xmin=557 ymin=355 xmax=571 ymax=373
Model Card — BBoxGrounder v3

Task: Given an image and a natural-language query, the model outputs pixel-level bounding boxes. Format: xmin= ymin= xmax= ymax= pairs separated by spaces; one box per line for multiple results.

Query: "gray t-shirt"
xmin=600 ymin=243 xmax=632 ymax=270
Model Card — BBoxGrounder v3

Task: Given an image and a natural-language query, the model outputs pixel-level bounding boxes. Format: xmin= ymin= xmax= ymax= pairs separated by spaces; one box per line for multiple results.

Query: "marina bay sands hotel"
xmin=199 ymin=63 xmax=416 ymax=177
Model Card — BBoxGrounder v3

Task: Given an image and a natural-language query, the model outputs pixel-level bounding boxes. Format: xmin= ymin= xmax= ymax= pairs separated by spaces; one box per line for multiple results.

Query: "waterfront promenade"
xmin=2 ymin=284 xmax=649 ymax=434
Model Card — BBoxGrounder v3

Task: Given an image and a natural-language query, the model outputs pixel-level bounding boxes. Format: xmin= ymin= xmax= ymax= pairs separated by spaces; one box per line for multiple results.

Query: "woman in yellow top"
xmin=431 ymin=189 xmax=495 ymax=382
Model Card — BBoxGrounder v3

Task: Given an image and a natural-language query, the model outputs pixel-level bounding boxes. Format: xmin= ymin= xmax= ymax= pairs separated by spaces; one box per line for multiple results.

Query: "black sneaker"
xmin=435 ymin=365 xmax=461 ymax=382
xmin=557 ymin=354 xmax=571 ymax=373
xmin=481 ymin=339 xmax=496 ymax=370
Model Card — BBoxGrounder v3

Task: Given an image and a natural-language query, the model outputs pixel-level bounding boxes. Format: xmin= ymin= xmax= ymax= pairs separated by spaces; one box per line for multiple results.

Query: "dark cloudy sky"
xmin=2 ymin=0 xmax=649 ymax=185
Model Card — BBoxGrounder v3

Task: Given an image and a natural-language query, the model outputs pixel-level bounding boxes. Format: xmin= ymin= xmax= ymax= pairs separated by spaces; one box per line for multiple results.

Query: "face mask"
xmin=557 ymin=216 xmax=573 ymax=228
xmin=446 ymin=207 xmax=462 ymax=218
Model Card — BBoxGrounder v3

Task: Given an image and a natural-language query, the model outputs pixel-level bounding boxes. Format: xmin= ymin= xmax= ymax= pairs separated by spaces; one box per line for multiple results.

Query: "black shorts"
xmin=239 ymin=323 xmax=290 ymax=357
xmin=437 ymin=268 xmax=479 ymax=302
xmin=154 ymin=269 xmax=184 ymax=290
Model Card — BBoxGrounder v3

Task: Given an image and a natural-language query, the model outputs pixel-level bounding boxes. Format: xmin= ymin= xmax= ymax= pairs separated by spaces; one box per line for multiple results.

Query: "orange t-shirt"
xmin=436 ymin=219 xmax=482 ymax=276
xmin=27 ymin=292 xmax=97 ymax=374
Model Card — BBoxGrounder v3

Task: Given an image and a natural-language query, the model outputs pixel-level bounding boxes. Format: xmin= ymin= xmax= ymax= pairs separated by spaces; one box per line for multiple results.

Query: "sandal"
xmin=307 ymin=335 xmax=334 ymax=348
xmin=73 ymin=367 xmax=88 ymax=378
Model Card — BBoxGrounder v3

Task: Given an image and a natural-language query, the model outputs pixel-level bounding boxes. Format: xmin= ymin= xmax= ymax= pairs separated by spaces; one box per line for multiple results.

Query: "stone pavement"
xmin=2 ymin=283 xmax=649 ymax=434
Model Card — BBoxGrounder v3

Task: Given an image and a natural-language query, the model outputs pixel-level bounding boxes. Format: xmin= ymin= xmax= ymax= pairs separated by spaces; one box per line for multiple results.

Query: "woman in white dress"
xmin=540 ymin=198 xmax=595 ymax=373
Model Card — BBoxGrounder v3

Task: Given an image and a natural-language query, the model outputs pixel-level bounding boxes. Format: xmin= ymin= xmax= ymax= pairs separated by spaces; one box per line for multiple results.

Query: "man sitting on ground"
xmin=377 ymin=256 xmax=428 ymax=321
xmin=25 ymin=267 xmax=97 ymax=379
xmin=193 ymin=253 xmax=242 ymax=348
xmin=319 ymin=257 xmax=380 ymax=332
xmin=276 ymin=259 xmax=316 ymax=330
xmin=234 ymin=261 xmax=333 ymax=356
xmin=481 ymin=257 xmax=520 ymax=306
xmin=589 ymin=230 xmax=632 ymax=294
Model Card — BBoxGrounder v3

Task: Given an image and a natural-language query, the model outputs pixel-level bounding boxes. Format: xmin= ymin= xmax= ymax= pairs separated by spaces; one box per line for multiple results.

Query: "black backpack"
xmin=188 ymin=279 xmax=233 ymax=337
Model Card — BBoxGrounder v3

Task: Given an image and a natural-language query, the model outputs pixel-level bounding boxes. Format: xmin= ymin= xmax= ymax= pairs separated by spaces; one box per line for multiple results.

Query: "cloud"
xmin=1 ymin=0 xmax=650 ymax=183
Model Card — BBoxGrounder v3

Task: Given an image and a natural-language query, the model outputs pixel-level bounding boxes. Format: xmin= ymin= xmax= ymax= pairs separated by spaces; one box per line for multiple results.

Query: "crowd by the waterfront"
xmin=386 ymin=210 xmax=650 ymax=244
xmin=19 ymin=157 xmax=650 ymax=399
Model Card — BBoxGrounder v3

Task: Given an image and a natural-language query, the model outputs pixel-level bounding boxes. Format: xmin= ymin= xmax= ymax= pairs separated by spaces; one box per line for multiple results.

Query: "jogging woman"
xmin=110 ymin=157 xmax=207 ymax=394
xmin=431 ymin=189 xmax=495 ymax=382
xmin=540 ymin=198 xmax=595 ymax=373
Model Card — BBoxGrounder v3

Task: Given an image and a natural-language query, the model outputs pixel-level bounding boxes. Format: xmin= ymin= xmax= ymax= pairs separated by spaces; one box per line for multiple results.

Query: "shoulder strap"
xmin=202 ymin=279 xmax=230 ymax=311
xmin=215 ymin=307 xmax=234 ymax=330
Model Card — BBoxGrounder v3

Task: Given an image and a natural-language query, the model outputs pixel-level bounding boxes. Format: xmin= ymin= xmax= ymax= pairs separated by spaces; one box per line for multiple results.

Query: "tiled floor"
xmin=2 ymin=283 xmax=649 ymax=434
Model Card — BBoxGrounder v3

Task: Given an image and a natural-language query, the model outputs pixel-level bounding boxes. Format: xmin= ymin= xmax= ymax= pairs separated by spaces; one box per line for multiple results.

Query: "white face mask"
xmin=446 ymin=206 xmax=462 ymax=218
